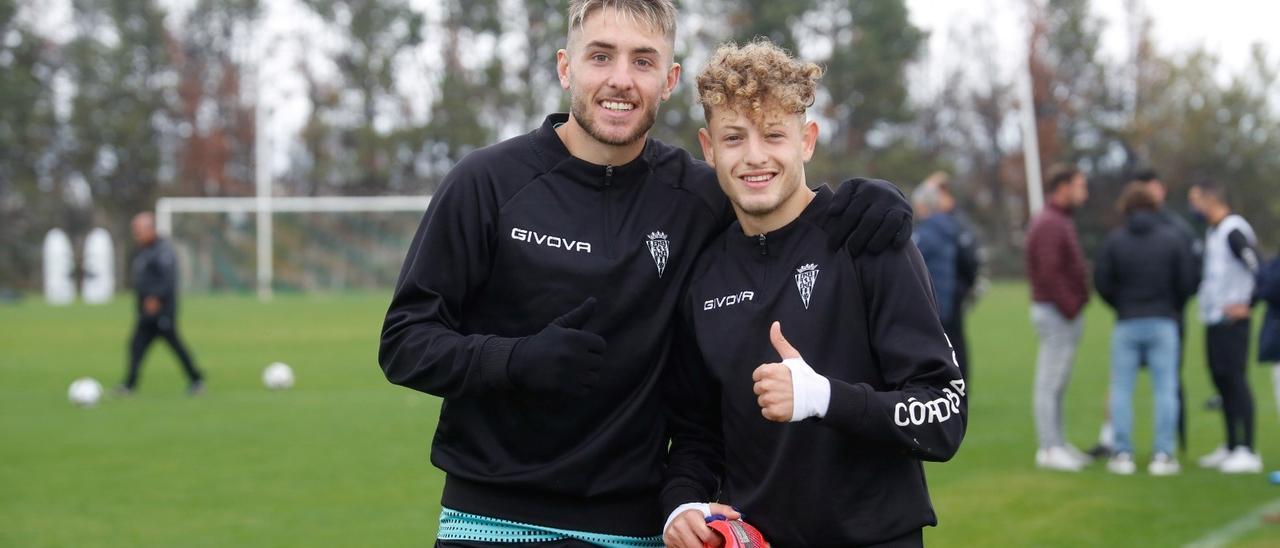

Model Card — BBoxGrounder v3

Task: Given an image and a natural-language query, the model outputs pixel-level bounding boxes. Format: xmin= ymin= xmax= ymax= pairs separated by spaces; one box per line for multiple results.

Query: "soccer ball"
xmin=68 ymin=377 xmax=103 ymax=407
xmin=263 ymin=362 xmax=294 ymax=390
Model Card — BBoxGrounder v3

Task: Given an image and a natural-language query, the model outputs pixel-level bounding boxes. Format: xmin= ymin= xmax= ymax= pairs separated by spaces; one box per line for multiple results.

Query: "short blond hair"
xmin=696 ymin=39 xmax=823 ymax=126
xmin=568 ymin=0 xmax=677 ymax=48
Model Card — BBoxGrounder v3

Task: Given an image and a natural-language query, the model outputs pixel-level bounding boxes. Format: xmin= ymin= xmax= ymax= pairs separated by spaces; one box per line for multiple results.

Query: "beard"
xmin=569 ymin=87 xmax=658 ymax=147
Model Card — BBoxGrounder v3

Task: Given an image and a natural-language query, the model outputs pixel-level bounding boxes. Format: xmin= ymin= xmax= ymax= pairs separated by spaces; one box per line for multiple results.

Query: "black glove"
xmin=506 ymin=297 xmax=605 ymax=396
xmin=825 ymin=178 xmax=913 ymax=256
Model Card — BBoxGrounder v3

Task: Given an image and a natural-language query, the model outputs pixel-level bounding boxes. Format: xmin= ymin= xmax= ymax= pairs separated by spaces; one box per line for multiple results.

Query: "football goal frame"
xmin=155 ymin=195 xmax=431 ymax=300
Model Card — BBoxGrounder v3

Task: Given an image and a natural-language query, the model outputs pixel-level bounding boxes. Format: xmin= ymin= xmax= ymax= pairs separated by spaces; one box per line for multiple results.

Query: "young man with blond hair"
xmin=378 ymin=1 xmax=912 ymax=545
xmin=661 ymin=39 xmax=966 ymax=548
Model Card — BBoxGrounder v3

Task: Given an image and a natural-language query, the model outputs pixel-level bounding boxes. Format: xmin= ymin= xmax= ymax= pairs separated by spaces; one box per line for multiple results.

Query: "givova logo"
xmin=704 ymin=291 xmax=754 ymax=310
xmin=509 ymin=227 xmax=592 ymax=253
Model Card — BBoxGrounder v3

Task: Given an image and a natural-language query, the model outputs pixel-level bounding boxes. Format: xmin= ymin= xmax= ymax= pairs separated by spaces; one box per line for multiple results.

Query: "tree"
xmin=0 ymin=0 xmax=63 ymax=289
xmin=171 ymin=0 xmax=259 ymax=198
xmin=292 ymin=0 xmax=425 ymax=195
xmin=63 ymin=0 xmax=179 ymax=270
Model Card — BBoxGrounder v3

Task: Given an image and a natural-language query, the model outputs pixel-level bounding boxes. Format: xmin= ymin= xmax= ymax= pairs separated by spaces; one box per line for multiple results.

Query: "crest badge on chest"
xmin=646 ymin=231 xmax=670 ymax=278
xmin=795 ymin=263 xmax=819 ymax=310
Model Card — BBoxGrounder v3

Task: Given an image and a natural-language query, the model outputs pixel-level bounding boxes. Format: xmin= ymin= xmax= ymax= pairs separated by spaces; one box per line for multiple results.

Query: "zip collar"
xmin=530 ymin=114 xmax=653 ymax=189
xmin=727 ymin=185 xmax=832 ymax=257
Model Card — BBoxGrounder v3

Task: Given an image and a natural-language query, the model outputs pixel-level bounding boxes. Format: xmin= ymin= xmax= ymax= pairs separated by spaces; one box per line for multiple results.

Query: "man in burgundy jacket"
xmin=1026 ymin=164 xmax=1091 ymax=471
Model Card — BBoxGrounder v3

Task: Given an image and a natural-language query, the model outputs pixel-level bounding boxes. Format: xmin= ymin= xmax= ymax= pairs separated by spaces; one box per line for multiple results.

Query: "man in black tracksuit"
xmin=120 ymin=212 xmax=204 ymax=395
xmin=377 ymin=3 xmax=911 ymax=544
xmin=661 ymin=41 xmax=965 ymax=548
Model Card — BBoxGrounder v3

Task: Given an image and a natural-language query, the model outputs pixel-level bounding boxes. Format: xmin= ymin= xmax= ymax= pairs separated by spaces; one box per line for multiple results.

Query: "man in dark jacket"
xmin=662 ymin=40 xmax=964 ymax=548
xmin=1089 ymin=169 xmax=1202 ymax=459
xmin=913 ymin=173 xmax=981 ymax=380
xmin=117 ymin=212 xmax=204 ymax=395
xmin=378 ymin=2 xmax=912 ymax=545
xmin=1093 ymin=184 xmax=1197 ymax=475
xmin=1025 ymin=164 xmax=1091 ymax=471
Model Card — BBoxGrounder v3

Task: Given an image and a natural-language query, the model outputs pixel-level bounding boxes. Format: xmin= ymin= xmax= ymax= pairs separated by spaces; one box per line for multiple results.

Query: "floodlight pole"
xmin=253 ymin=22 xmax=273 ymax=302
xmin=1019 ymin=25 xmax=1045 ymax=217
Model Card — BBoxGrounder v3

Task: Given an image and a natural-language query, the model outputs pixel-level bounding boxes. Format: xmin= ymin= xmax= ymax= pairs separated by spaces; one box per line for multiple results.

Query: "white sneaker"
xmin=1037 ymin=446 xmax=1083 ymax=472
xmin=1148 ymin=453 xmax=1181 ymax=476
xmin=1063 ymin=443 xmax=1093 ymax=465
xmin=1107 ymin=453 xmax=1136 ymax=475
xmin=1219 ymin=447 xmax=1263 ymax=474
xmin=1198 ymin=446 xmax=1230 ymax=469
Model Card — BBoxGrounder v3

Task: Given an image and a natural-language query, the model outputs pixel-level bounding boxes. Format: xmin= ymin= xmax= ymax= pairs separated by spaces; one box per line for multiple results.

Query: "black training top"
xmin=663 ymin=186 xmax=967 ymax=547
xmin=1093 ymin=209 xmax=1199 ymax=321
xmin=131 ymin=238 xmax=179 ymax=317
xmin=379 ymin=114 xmax=732 ymax=536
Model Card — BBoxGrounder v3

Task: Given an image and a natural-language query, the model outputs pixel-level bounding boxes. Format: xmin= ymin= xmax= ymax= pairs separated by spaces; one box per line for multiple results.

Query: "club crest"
xmin=646 ymin=231 xmax=669 ymax=278
xmin=795 ymin=263 xmax=819 ymax=309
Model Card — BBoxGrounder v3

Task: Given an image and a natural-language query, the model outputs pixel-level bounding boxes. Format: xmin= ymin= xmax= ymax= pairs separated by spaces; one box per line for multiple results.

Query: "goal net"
xmin=157 ymin=196 xmax=430 ymax=295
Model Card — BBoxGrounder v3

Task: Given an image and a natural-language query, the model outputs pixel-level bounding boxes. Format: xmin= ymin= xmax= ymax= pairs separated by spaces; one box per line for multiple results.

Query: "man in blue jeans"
xmin=1094 ymin=184 xmax=1198 ymax=475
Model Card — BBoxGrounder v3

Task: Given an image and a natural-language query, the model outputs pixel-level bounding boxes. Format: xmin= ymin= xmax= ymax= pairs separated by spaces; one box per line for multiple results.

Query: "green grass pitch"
xmin=2 ymin=283 xmax=1278 ymax=546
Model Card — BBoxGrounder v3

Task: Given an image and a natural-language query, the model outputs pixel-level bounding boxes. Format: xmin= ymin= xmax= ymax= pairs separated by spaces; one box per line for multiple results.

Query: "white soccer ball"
xmin=263 ymin=362 xmax=295 ymax=390
xmin=68 ymin=377 xmax=103 ymax=407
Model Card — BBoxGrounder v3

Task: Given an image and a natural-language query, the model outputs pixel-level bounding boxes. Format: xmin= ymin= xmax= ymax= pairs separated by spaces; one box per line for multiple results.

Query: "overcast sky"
xmin=906 ymin=0 xmax=1279 ymax=95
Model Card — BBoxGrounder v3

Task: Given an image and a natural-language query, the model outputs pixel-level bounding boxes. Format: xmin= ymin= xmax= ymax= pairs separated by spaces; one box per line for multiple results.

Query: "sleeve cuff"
xmin=821 ymin=380 xmax=871 ymax=434
xmin=479 ymin=336 xmax=519 ymax=391
xmin=661 ymin=481 xmax=712 ymax=517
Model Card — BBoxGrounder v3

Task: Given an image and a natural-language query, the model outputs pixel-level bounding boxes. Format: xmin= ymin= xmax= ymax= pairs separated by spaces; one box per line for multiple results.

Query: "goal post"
xmin=156 ymin=195 xmax=432 ymax=300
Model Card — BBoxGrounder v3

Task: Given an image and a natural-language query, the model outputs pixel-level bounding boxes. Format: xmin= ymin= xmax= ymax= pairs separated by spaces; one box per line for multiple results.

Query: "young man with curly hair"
xmin=661 ymin=40 xmax=966 ymax=547
xmin=378 ymin=1 xmax=914 ymax=546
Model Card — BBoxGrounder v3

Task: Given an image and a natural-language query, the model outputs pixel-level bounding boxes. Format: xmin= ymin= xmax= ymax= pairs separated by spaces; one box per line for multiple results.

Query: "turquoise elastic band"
xmin=437 ymin=507 xmax=663 ymax=547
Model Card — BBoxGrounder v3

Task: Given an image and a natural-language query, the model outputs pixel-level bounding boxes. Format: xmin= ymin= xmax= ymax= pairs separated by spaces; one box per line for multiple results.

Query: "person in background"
xmin=914 ymin=171 xmax=981 ymax=381
xmin=1189 ymin=179 xmax=1263 ymax=474
xmin=1088 ymin=169 xmax=1202 ymax=459
xmin=117 ymin=212 xmax=204 ymax=396
xmin=1025 ymin=164 xmax=1091 ymax=472
xmin=1259 ymin=254 xmax=1280 ymax=420
xmin=1093 ymin=183 xmax=1197 ymax=475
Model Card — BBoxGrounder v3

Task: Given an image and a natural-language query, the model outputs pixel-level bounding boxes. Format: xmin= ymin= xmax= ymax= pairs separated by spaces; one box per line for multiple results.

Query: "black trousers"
xmin=1207 ymin=319 xmax=1254 ymax=450
xmin=124 ymin=313 xmax=202 ymax=389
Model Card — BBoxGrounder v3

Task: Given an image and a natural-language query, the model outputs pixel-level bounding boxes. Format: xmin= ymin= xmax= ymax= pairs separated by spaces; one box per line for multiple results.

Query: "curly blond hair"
xmin=696 ymin=39 xmax=823 ymax=126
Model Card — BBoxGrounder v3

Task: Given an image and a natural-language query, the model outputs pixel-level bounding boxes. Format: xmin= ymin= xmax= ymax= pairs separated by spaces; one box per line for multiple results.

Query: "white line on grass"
xmin=1185 ymin=497 xmax=1280 ymax=548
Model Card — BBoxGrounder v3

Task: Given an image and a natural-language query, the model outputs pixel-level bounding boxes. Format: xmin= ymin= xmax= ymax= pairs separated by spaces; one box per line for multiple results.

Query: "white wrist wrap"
xmin=783 ymin=357 xmax=831 ymax=421
xmin=664 ymin=502 xmax=711 ymax=534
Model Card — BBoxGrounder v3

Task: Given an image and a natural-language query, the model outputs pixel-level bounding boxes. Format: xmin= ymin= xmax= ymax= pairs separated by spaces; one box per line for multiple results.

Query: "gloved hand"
xmin=506 ymin=297 xmax=605 ymax=396
xmin=825 ymin=177 xmax=913 ymax=256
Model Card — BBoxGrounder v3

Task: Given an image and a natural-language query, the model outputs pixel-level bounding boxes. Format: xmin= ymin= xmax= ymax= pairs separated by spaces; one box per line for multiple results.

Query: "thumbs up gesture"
xmin=752 ymin=322 xmax=831 ymax=422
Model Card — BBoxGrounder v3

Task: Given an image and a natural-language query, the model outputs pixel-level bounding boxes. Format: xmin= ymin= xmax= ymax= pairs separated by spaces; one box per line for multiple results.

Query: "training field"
xmin=2 ymin=283 xmax=1278 ymax=546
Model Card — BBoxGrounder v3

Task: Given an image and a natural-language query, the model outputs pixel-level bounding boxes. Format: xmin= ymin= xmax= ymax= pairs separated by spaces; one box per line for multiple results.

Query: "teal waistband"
xmin=437 ymin=507 xmax=663 ymax=547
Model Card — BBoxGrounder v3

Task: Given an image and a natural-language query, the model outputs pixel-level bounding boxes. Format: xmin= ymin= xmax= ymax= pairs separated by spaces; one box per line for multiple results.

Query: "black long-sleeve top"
xmin=378 ymin=114 xmax=732 ymax=536
xmin=131 ymin=237 xmax=179 ymax=318
xmin=663 ymin=187 xmax=967 ymax=547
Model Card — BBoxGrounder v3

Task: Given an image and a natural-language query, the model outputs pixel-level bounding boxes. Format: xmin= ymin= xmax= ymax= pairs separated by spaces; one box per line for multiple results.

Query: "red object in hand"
xmin=704 ymin=517 xmax=770 ymax=548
